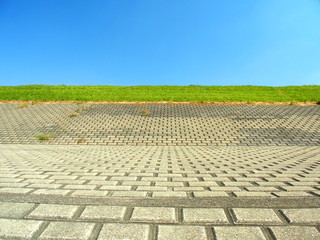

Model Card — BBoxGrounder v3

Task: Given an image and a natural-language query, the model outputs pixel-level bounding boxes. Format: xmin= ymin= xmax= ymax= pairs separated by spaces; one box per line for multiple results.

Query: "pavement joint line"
xmin=31 ymin=221 xmax=50 ymax=240
xmin=225 ymin=208 xmax=236 ymax=225
xmin=261 ymin=226 xmax=275 ymax=240
xmin=90 ymin=223 xmax=103 ymax=240
xmin=149 ymin=224 xmax=157 ymax=240
xmin=276 ymin=209 xmax=291 ymax=224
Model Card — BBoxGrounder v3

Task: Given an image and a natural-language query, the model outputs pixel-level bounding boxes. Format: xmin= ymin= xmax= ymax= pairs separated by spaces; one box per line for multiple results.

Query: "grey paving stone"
xmin=27 ymin=204 xmax=79 ymax=219
xmin=79 ymin=206 xmax=126 ymax=221
xmin=0 ymin=202 xmax=35 ymax=218
xmin=100 ymin=186 xmax=132 ymax=191
xmin=97 ymin=223 xmax=150 ymax=240
xmin=157 ymin=225 xmax=207 ymax=240
xmin=234 ymin=192 xmax=274 ymax=197
xmin=275 ymin=192 xmax=314 ymax=197
xmin=183 ymin=208 xmax=229 ymax=224
xmin=155 ymin=182 xmax=184 ymax=187
xmin=233 ymin=208 xmax=283 ymax=224
xmin=131 ymin=207 xmax=176 ymax=223
xmin=214 ymin=226 xmax=266 ymax=240
xmin=63 ymin=184 xmax=96 ymax=190
xmin=193 ymin=192 xmax=229 ymax=197
xmin=0 ymin=219 xmax=43 ymax=239
xmin=39 ymin=222 xmax=95 ymax=240
xmin=0 ymin=188 xmax=33 ymax=194
xmin=31 ymin=189 xmax=71 ymax=196
xmin=28 ymin=183 xmax=63 ymax=189
xmin=270 ymin=226 xmax=320 ymax=240
xmin=71 ymin=190 xmax=108 ymax=197
xmin=152 ymin=191 xmax=188 ymax=198
xmin=111 ymin=191 xmax=147 ymax=197
xmin=282 ymin=209 xmax=320 ymax=224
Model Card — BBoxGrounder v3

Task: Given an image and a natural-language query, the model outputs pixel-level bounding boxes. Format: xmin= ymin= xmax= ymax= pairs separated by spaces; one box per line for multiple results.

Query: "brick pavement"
xmin=0 ymin=202 xmax=320 ymax=239
xmin=0 ymin=103 xmax=319 ymax=239
xmin=0 ymin=103 xmax=319 ymax=146
xmin=0 ymin=145 xmax=319 ymax=199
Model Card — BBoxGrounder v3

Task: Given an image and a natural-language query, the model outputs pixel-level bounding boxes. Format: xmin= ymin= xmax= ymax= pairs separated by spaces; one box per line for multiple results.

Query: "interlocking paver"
xmin=232 ymin=208 xmax=283 ymax=224
xmin=233 ymin=192 xmax=274 ymax=197
xmin=193 ymin=191 xmax=229 ymax=197
xmin=32 ymin=189 xmax=71 ymax=196
xmin=131 ymin=207 xmax=176 ymax=223
xmin=27 ymin=204 xmax=79 ymax=219
xmin=0 ymin=187 xmax=33 ymax=194
xmin=282 ymin=209 xmax=320 ymax=224
xmin=0 ymin=202 xmax=35 ymax=218
xmin=112 ymin=191 xmax=147 ymax=197
xmin=0 ymin=219 xmax=43 ymax=239
xmin=97 ymin=223 xmax=150 ymax=240
xmin=0 ymin=104 xmax=319 ymax=239
xmin=79 ymin=206 xmax=126 ymax=221
xmin=39 ymin=222 xmax=95 ymax=240
xmin=214 ymin=226 xmax=266 ymax=240
xmin=183 ymin=208 xmax=229 ymax=224
xmin=0 ymin=104 xmax=319 ymax=146
xmin=275 ymin=192 xmax=314 ymax=197
xmin=157 ymin=225 xmax=207 ymax=240
xmin=270 ymin=226 xmax=320 ymax=240
xmin=152 ymin=191 xmax=188 ymax=198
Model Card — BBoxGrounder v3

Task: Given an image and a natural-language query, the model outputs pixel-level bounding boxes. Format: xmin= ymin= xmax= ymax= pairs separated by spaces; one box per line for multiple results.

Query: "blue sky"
xmin=0 ymin=0 xmax=319 ymax=86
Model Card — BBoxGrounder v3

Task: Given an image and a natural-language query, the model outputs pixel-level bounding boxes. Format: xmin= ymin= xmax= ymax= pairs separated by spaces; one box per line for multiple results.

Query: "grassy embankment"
xmin=0 ymin=85 xmax=319 ymax=103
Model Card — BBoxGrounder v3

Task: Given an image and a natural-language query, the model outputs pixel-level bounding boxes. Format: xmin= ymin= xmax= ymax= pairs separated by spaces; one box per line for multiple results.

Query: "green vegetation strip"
xmin=0 ymin=85 xmax=319 ymax=102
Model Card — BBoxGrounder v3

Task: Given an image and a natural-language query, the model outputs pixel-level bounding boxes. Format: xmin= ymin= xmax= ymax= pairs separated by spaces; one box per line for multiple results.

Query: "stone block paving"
xmin=0 ymin=144 xmax=319 ymax=198
xmin=1 ymin=202 xmax=320 ymax=239
xmin=0 ymin=103 xmax=319 ymax=239
xmin=0 ymin=103 xmax=319 ymax=146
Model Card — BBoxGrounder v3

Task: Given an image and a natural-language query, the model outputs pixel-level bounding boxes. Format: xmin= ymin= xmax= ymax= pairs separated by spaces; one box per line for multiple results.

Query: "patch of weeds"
xmin=77 ymin=138 xmax=86 ymax=144
xmin=17 ymin=103 xmax=29 ymax=109
xmin=140 ymin=109 xmax=150 ymax=116
xmin=36 ymin=133 xmax=54 ymax=141
xmin=68 ymin=112 xmax=79 ymax=117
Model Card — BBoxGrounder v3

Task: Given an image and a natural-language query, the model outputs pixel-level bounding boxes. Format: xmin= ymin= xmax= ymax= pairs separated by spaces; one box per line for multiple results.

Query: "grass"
xmin=36 ymin=133 xmax=54 ymax=141
xmin=0 ymin=85 xmax=319 ymax=103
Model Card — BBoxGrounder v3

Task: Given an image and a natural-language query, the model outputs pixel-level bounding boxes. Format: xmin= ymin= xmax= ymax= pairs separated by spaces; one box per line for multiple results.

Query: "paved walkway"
xmin=0 ymin=103 xmax=319 ymax=239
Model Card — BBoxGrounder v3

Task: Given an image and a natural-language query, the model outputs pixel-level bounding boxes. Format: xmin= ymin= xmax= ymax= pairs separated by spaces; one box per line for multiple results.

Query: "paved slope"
xmin=0 ymin=103 xmax=319 ymax=239
xmin=0 ymin=103 xmax=319 ymax=146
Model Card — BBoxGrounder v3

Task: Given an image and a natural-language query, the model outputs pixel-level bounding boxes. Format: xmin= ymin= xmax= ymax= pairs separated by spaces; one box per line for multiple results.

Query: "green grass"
xmin=0 ymin=85 xmax=318 ymax=102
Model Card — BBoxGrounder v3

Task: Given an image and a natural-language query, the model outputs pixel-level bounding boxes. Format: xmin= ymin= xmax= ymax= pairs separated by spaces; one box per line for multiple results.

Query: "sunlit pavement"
xmin=0 ymin=103 xmax=319 ymax=239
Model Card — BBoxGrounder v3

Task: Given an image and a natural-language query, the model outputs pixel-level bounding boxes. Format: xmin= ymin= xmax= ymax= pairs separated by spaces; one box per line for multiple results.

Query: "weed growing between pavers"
xmin=68 ymin=112 xmax=79 ymax=117
xmin=36 ymin=133 xmax=55 ymax=141
xmin=17 ymin=103 xmax=29 ymax=109
xmin=77 ymin=138 xmax=86 ymax=144
xmin=140 ymin=109 xmax=150 ymax=116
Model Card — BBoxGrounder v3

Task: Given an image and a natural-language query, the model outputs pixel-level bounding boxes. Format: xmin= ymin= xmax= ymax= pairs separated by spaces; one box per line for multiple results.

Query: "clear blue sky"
xmin=0 ymin=0 xmax=320 ymax=86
